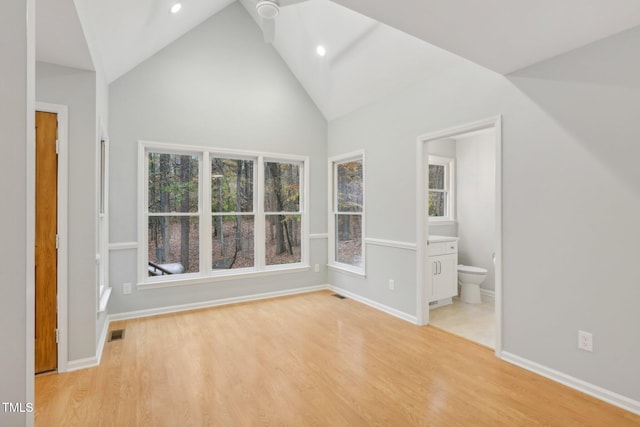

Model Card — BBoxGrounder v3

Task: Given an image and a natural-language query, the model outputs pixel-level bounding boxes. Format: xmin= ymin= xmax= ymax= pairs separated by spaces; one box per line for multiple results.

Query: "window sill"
xmin=327 ymin=264 xmax=366 ymax=279
xmin=138 ymin=265 xmax=311 ymax=290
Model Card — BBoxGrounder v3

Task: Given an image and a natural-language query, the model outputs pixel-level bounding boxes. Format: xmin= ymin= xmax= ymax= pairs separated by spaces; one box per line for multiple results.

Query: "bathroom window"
xmin=428 ymin=156 xmax=455 ymax=222
xmin=329 ymin=151 xmax=365 ymax=276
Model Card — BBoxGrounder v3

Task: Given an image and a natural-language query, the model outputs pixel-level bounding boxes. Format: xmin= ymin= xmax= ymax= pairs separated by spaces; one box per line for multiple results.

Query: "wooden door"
xmin=35 ymin=111 xmax=58 ymax=374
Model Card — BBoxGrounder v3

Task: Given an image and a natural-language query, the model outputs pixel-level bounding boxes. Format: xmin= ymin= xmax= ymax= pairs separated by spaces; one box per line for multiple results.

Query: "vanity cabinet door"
xmin=431 ymin=253 xmax=458 ymax=301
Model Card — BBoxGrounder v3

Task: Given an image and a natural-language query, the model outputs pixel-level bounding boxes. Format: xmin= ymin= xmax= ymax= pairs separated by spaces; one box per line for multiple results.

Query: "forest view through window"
xmin=428 ymin=156 xmax=454 ymax=221
xmin=142 ymin=143 xmax=308 ymax=284
xmin=331 ymin=153 xmax=364 ymax=272
xmin=148 ymin=152 xmax=200 ymax=275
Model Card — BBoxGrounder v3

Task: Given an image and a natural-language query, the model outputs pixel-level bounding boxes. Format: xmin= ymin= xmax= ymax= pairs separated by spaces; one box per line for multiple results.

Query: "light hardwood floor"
xmin=36 ymin=291 xmax=640 ymax=426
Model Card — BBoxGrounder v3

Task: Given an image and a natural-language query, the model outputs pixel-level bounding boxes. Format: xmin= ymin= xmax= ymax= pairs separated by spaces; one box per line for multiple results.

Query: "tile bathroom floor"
xmin=429 ymin=297 xmax=495 ymax=348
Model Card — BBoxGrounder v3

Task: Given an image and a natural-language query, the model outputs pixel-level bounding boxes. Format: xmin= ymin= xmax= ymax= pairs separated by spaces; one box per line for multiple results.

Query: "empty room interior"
xmin=2 ymin=0 xmax=640 ymax=425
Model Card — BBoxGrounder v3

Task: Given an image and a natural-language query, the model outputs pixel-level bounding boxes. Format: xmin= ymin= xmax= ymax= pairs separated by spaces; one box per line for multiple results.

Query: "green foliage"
xmin=336 ymin=160 xmax=363 ymax=212
xmin=148 ymin=153 xmax=199 ymax=213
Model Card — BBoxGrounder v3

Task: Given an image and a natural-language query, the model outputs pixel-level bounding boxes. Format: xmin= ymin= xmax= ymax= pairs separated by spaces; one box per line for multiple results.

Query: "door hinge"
xmin=56 ymin=139 xmax=59 ymax=154
xmin=55 ymin=329 xmax=60 ymax=344
xmin=56 ymin=234 xmax=60 ymax=249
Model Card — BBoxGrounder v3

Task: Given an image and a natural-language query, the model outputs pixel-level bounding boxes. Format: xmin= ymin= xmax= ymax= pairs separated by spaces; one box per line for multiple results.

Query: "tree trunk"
xmin=158 ymin=154 xmax=171 ymax=262
xmin=235 ymin=160 xmax=243 ymax=255
xmin=268 ymin=163 xmax=287 ymax=254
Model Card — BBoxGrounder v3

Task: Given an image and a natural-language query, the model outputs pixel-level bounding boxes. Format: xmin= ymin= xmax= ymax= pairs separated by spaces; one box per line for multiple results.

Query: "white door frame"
xmin=36 ymin=102 xmax=69 ymax=372
xmin=416 ymin=115 xmax=503 ymax=356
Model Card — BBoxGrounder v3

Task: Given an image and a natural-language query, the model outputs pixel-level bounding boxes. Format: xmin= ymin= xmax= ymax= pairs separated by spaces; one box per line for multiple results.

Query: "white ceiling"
xmin=331 ymin=0 xmax=640 ymax=74
xmin=36 ymin=0 xmax=640 ymax=120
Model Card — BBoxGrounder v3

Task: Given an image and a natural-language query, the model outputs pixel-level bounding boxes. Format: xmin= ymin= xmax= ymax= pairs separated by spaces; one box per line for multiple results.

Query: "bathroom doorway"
xmin=415 ymin=116 xmax=503 ymax=356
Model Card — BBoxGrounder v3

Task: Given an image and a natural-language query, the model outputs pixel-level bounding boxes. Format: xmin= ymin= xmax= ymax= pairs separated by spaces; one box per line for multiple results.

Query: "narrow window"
xmin=428 ymin=155 xmax=455 ymax=222
xmin=211 ymin=157 xmax=255 ymax=270
xmin=264 ymin=161 xmax=303 ymax=266
xmin=329 ymin=152 xmax=365 ymax=274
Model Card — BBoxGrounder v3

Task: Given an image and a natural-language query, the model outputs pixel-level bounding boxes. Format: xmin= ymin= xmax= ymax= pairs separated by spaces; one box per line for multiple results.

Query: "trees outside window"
xmin=147 ymin=152 xmax=200 ymax=275
xmin=264 ymin=162 xmax=302 ymax=265
xmin=211 ymin=157 xmax=255 ymax=270
xmin=141 ymin=142 xmax=308 ymax=286
xmin=428 ymin=156 xmax=455 ymax=222
xmin=329 ymin=151 xmax=364 ymax=274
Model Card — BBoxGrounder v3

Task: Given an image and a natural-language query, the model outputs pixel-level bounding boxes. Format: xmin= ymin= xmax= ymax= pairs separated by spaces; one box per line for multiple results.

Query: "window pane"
xmin=212 ymin=215 xmax=254 ymax=269
xmin=264 ymin=162 xmax=300 ymax=212
xmin=265 ymin=215 xmax=301 ymax=265
xmin=211 ymin=158 xmax=254 ymax=213
xmin=148 ymin=153 xmax=199 ymax=213
xmin=428 ymin=164 xmax=445 ymax=190
xmin=428 ymin=191 xmax=446 ymax=217
xmin=148 ymin=216 xmax=199 ymax=276
xmin=337 ymin=160 xmax=363 ymax=212
xmin=336 ymin=214 xmax=362 ymax=267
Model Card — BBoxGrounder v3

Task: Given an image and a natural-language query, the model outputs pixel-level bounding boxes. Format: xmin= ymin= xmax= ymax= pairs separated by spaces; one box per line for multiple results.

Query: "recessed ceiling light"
xmin=316 ymin=45 xmax=326 ymax=57
xmin=170 ymin=2 xmax=182 ymax=14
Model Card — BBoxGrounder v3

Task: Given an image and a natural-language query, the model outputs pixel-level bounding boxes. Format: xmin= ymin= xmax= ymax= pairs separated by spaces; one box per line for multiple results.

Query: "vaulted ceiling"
xmin=37 ymin=0 xmax=640 ymax=120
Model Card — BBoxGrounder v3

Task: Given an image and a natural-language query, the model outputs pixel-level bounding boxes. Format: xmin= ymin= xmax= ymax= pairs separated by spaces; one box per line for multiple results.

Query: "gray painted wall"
xmin=108 ymin=2 xmax=327 ymax=314
xmin=0 ymin=2 xmax=32 ymax=426
xmin=456 ymin=131 xmax=496 ymax=291
xmin=328 ymin=26 xmax=640 ymax=401
xmin=36 ymin=62 xmax=98 ymax=361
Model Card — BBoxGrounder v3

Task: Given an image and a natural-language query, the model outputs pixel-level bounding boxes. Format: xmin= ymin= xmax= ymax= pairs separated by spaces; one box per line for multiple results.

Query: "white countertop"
xmin=427 ymin=235 xmax=459 ymax=243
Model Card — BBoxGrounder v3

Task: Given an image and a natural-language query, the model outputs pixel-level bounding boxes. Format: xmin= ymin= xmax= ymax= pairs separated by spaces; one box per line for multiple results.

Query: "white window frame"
xmin=428 ymin=155 xmax=456 ymax=224
xmin=328 ymin=150 xmax=365 ymax=277
xmin=137 ymin=141 xmax=310 ymax=289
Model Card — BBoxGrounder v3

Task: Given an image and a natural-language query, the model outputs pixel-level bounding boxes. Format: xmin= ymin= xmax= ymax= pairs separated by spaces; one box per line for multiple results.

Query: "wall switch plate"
xmin=578 ymin=330 xmax=593 ymax=352
xmin=388 ymin=279 xmax=395 ymax=291
xmin=314 ymin=264 xmax=320 ymax=273
xmin=123 ymin=282 xmax=132 ymax=295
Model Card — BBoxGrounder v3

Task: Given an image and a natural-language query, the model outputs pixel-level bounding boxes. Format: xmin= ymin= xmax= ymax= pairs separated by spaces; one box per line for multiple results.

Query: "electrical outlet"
xmin=314 ymin=264 xmax=320 ymax=273
xmin=578 ymin=330 xmax=593 ymax=352
xmin=388 ymin=279 xmax=395 ymax=291
xmin=123 ymin=282 xmax=132 ymax=295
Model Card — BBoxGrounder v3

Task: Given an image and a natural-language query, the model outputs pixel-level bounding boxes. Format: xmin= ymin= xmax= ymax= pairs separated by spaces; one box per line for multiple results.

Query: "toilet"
xmin=457 ymin=264 xmax=487 ymax=304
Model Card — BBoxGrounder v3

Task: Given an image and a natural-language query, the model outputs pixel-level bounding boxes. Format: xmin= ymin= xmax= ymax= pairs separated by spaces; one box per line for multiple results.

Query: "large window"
xmin=428 ymin=155 xmax=455 ymax=222
xmin=329 ymin=151 xmax=364 ymax=275
xmin=140 ymin=142 xmax=308 ymax=286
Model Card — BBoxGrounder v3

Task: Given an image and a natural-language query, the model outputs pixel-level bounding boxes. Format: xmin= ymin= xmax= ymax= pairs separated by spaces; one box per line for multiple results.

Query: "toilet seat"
xmin=457 ymin=264 xmax=487 ymax=275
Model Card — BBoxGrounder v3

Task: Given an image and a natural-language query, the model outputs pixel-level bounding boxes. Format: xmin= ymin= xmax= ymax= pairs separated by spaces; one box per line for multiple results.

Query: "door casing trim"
xmin=416 ymin=115 xmax=503 ymax=357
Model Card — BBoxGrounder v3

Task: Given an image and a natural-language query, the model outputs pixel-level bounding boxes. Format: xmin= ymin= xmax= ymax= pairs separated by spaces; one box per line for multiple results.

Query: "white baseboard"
xmin=328 ymin=286 xmax=417 ymax=324
xmin=502 ymin=351 xmax=640 ymax=416
xmin=96 ymin=314 xmax=110 ymax=366
xmin=480 ymin=288 xmax=495 ymax=302
xmin=108 ymin=285 xmax=328 ymax=322
xmin=66 ymin=355 xmax=99 ymax=372
xmin=64 ymin=315 xmax=111 ymax=372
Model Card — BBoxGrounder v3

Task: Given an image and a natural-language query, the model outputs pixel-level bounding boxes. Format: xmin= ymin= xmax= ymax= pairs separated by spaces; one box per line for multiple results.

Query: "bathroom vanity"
xmin=427 ymin=235 xmax=458 ymax=303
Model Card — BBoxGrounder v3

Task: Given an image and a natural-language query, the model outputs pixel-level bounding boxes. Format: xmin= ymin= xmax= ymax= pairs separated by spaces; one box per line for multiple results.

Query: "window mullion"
xmin=202 ymin=151 xmax=211 ymax=276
